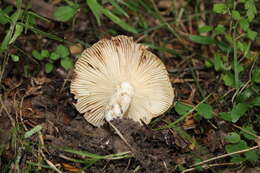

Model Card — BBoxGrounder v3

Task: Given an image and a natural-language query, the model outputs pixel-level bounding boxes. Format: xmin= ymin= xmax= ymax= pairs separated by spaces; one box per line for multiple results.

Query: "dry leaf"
xmin=62 ymin=163 xmax=80 ymax=172
xmin=69 ymin=43 xmax=83 ymax=55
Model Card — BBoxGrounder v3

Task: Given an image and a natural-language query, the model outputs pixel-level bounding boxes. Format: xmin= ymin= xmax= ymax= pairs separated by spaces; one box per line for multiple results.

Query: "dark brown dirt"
xmin=1 ymin=1 xmax=259 ymax=172
xmin=0 ymin=47 xmax=248 ymax=173
xmin=0 ymin=78 xmax=196 ymax=172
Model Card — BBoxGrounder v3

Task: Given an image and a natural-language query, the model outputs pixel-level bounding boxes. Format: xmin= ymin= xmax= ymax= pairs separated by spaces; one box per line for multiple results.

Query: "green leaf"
xmin=231 ymin=10 xmax=241 ymax=20
xmin=247 ymin=29 xmax=257 ymax=40
xmin=237 ymin=41 xmax=249 ymax=53
xmin=214 ymin=24 xmax=226 ymax=34
xmin=240 ymin=126 xmax=257 ymax=140
xmin=45 ymin=63 xmax=54 ymax=73
xmin=219 ymin=112 xmax=232 ymax=121
xmin=101 ymin=8 xmax=138 ymax=33
xmin=198 ymin=25 xmax=212 ymax=33
xmin=230 ymin=156 xmax=246 ymax=163
xmin=194 ymin=158 xmax=203 ymax=171
xmin=32 ymin=50 xmax=44 ymax=60
xmin=60 ymin=58 xmax=74 ymax=70
xmin=55 ymin=45 xmax=70 ymax=58
xmin=175 ymin=102 xmax=193 ymax=115
xmin=54 ymin=6 xmax=77 ymax=22
xmin=204 ymin=60 xmax=213 ymax=68
xmin=189 ymin=35 xmax=215 ymax=45
xmin=231 ymin=103 xmax=249 ymax=123
xmin=86 ymin=0 xmax=102 ymax=25
xmin=213 ymin=53 xmax=224 ymax=71
xmin=252 ymin=69 xmax=260 ymax=83
xmin=10 ymin=54 xmax=19 ymax=62
xmin=245 ymin=0 xmax=257 ymax=21
xmin=236 ymin=87 xmax=254 ymax=103
xmin=234 ymin=63 xmax=244 ymax=73
xmin=225 ymin=140 xmax=248 ymax=153
xmin=239 ymin=18 xmax=249 ymax=31
xmin=251 ymin=97 xmax=260 ymax=107
xmin=196 ymin=103 xmax=213 ymax=119
xmin=0 ymin=10 xmax=10 ymax=24
xmin=225 ymin=34 xmax=234 ymax=45
xmin=224 ymin=132 xmax=241 ymax=143
xmin=9 ymin=24 xmax=23 ymax=44
xmin=41 ymin=50 xmax=49 ymax=58
xmin=50 ymin=52 xmax=60 ymax=60
xmin=24 ymin=125 xmax=43 ymax=138
xmin=223 ymin=72 xmax=235 ymax=87
xmin=27 ymin=13 xmax=36 ymax=25
xmin=213 ymin=3 xmax=227 ymax=14
xmin=216 ymin=42 xmax=232 ymax=53
xmin=3 ymin=5 xmax=14 ymax=14
xmin=245 ymin=150 xmax=258 ymax=162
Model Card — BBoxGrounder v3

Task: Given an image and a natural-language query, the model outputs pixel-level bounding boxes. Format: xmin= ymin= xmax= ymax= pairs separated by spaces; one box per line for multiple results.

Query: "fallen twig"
xmin=0 ymin=95 xmax=16 ymax=127
xmin=108 ymin=121 xmax=134 ymax=153
xmin=191 ymin=145 xmax=259 ymax=168
xmin=182 ymin=162 xmax=237 ymax=173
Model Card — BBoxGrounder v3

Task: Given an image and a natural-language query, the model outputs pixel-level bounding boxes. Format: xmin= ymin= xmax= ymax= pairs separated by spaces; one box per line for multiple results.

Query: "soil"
xmin=0 ymin=0 xmax=259 ymax=173
xmin=0 ymin=69 xmax=231 ymax=173
xmin=0 ymin=78 xmax=193 ymax=172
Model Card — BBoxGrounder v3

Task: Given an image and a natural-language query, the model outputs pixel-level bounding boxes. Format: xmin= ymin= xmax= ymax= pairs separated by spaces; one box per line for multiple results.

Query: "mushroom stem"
xmin=104 ymin=81 xmax=134 ymax=122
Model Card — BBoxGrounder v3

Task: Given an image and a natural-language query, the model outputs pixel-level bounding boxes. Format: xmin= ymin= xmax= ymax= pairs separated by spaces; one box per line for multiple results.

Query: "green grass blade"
xmin=9 ymin=23 xmax=23 ymax=44
xmin=101 ymin=8 xmax=138 ymax=33
xmin=108 ymin=0 xmax=129 ymax=17
xmin=25 ymin=24 xmax=64 ymax=42
xmin=189 ymin=35 xmax=216 ymax=45
xmin=118 ymin=0 xmax=140 ymax=11
xmin=142 ymin=43 xmax=180 ymax=56
xmin=103 ymin=151 xmax=131 ymax=160
xmin=62 ymin=147 xmax=105 ymax=159
xmin=0 ymin=9 xmax=12 ymax=24
xmin=0 ymin=28 xmax=14 ymax=52
xmin=0 ymin=0 xmax=23 ymax=52
xmin=27 ymin=11 xmax=50 ymax=22
xmin=24 ymin=125 xmax=43 ymax=138
xmin=86 ymin=0 xmax=137 ymax=33
xmin=86 ymin=0 xmax=102 ymax=25
xmin=102 ymin=8 xmax=138 ymax=34
xmin=26 ymin=161 xmax=52 ymax=169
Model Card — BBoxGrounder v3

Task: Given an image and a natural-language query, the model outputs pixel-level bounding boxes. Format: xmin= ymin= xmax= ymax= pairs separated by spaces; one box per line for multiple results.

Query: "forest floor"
xmin=0 ymin=0 xmax=259 ymax=173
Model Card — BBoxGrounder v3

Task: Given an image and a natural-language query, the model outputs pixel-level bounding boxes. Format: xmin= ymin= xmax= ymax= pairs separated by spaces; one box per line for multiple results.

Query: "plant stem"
xmin=191 ymin=146 xmax=259 ymax=167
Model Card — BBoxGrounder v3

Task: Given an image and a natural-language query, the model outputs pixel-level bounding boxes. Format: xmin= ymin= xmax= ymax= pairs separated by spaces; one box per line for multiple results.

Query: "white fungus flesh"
xmin=71 ymin=36 xmax=174 ymax=127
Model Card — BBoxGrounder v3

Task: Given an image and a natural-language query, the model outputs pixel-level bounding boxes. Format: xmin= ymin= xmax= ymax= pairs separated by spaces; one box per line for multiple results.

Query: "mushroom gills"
xmin=104 ymin=81 xmax=134 ymax=122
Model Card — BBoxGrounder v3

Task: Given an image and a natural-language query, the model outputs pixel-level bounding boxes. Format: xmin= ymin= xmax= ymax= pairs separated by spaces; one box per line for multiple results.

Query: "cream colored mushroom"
xmin=70 ymin=35 xmax=174 ymax=127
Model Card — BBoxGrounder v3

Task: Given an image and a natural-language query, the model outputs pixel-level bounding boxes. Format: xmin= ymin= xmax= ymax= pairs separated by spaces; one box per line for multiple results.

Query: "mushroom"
xmin=71 ymin=35 xmax=174 ymax=127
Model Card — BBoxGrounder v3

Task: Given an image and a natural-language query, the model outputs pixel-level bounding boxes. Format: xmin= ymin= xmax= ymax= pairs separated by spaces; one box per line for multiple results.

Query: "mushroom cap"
xmin=71 ymin=36 xmax=174 ymax=127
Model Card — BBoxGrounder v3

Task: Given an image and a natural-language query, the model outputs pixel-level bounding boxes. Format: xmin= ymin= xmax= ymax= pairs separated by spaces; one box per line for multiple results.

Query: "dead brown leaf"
xmin=255 ymin=137 xmax=260 ymax=148
xmin=182 ymin=115 xmax=195 ymax=130
xmin=69 ymin=43 xmax=84 ymax=55
xmin=157 ymin=0 xmax=173 ymax=10
xmin=62 ymin=163 xmax=80 ymax=172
